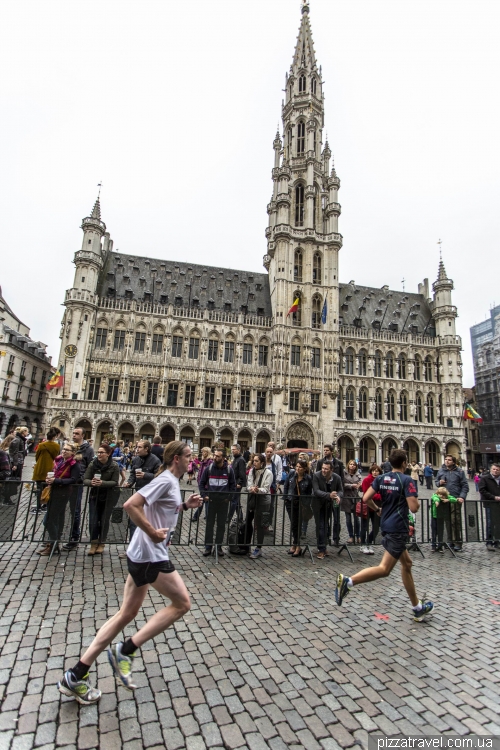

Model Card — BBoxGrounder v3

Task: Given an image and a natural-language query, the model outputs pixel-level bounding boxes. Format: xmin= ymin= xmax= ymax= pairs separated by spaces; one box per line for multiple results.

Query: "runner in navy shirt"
xmin=335 ymin=449 xmax=434 ymax=623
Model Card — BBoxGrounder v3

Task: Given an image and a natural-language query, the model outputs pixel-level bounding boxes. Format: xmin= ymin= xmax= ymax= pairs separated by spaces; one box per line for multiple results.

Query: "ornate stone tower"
xmin=265 ymin=1 xmax=343 ymax=446
xmin=57 ymin=197 xmax=111 ymax=400
xmin=431 ymin=257 xmax=463 ymax=387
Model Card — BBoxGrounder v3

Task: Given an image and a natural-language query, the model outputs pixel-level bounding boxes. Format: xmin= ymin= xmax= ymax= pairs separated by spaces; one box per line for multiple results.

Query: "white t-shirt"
xmin=126 ymin=470 xmax=181 ymax=563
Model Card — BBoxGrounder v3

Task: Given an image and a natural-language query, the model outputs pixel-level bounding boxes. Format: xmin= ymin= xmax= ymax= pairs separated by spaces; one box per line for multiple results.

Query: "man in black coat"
xmin=151 ymin=437 xmax=164 ymax=461
xmin=125 ymin=441 xmax=161 ymax=538
xmin=312 ymin=461 xmax=343 ymax=559
xmin=478 ymin=463 xmax=500 ymax=549
xmin=316 ymin=444 xmax=345 ymax=487
xmin=229 ymin=444 xmax=247 ymax=522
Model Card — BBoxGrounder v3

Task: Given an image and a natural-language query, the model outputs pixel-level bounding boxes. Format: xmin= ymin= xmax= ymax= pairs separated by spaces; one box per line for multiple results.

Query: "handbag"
xmin=355 ymin=497 xmax=368 ymax=519
xmin=296 ymin=479 xmax=313 ymax=522
xmin=247 ymin=469 xmax=265 ymax=511
xmin=41 ymin=463 xmax=71 ymax=505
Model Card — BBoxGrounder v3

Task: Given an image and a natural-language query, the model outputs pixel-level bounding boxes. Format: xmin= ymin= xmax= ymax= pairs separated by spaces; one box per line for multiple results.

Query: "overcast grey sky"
xmin=1 ymin=0 xmax=498 ymax=386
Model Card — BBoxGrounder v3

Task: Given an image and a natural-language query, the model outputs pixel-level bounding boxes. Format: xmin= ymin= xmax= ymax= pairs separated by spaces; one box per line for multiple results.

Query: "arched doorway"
xmin=426 ymin=440 xmax=440 ymax=468
xmin=256 ymin=430 xmax=271 ymax=454
xmin=118 ymin=421 xmax=135 ymax=444
xmin=359 ymin=436 xmax=377 ymax=466
xmin=140 ymin=422 xmax=155 ymax=441
xmin=199 ymin=427 xmax=214 ymax=449
xmin=6 ymin=414 xmax=19 ymax=434
xmin=97 ymin=420 xmax=114 ymax=445
xmin=160 ymin=424 xmax=175 ymax=444
xmin=237 ymin=429 xmax=252 ymax=452
xmin=337 ymin=435 xmax=354 ymax=464
xmin=75 ymin=419 xmax=92 ymax=441
xmin=285 ymin=422 xmax=314 ymax=450
xmin=445 ymin=441 xmax=461 ymax=463
xmin=220 ymin=428 xmax=234 ymax=451
xmin=182 ymin=425 xmax=196 ymax=447
xmin=403 ymin=438 xmax=420 ymax=463
xmin=381 ymin=437 xmax=398 ymax=463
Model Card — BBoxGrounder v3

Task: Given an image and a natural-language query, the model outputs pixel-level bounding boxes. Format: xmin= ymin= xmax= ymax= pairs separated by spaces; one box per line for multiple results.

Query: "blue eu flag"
xmin=321 ymin=298 xmax=327 ymax=325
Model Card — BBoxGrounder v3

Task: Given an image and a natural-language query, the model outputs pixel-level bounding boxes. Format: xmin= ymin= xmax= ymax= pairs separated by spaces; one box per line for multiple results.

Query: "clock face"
xmin=65 ymin=345 xmax=77 ymax=357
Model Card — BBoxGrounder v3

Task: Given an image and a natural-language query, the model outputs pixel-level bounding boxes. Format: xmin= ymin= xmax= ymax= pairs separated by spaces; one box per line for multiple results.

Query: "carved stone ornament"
xmin=286 ymin=421 xmax=315 ymax=445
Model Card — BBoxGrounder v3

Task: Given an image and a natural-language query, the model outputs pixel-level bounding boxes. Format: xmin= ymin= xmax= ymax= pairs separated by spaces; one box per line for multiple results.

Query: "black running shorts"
xmin=127 ymin=557 xmax=176 ymax=587
xmin=381 ymin=532 xmax=408 ymax=560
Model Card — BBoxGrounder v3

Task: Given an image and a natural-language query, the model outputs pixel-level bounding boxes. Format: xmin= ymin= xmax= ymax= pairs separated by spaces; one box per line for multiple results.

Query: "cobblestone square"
xmin=0 ymin=506 xmax=499 ymax=750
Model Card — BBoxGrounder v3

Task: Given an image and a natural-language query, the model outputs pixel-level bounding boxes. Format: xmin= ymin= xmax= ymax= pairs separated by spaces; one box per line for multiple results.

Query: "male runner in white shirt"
xmin=58 ymin=441 xmax=203 ymax=704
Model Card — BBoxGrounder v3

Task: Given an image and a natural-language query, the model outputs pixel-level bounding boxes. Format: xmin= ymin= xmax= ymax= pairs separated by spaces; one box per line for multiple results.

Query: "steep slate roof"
xmin=338 ymin=283 xmax=435 ymax=337
xmin=100 ymin=252 xmax=272 ymax=317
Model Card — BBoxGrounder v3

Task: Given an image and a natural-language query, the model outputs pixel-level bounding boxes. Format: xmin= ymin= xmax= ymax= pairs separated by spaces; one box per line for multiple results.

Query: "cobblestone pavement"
xmin=1 ymin=458 xmax=499 ymax=749
xmin=1 ymin=525 xmax=500 ymax=750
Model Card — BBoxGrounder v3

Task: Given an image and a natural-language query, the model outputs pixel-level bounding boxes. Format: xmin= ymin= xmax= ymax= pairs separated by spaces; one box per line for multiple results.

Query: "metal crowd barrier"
xmin=0 ymin=482 xmax=498 ymax=564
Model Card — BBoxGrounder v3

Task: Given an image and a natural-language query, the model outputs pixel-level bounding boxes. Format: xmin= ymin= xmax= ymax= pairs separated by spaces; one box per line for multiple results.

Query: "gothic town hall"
xmin=46 ymin=3 xmax=465 ymax=468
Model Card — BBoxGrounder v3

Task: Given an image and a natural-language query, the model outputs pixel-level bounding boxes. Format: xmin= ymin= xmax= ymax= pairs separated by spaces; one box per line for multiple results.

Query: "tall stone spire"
xmin=290 ymin=1 xmax=317 ymax=77
xmin=90 ymin=196 xmax=101 ymax=221
xmin=437 ymin=256 xmax=448 ymax=281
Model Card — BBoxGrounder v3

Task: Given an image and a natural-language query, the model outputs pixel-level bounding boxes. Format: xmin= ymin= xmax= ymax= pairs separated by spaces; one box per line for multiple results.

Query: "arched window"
xmin=337 ymin=387 xmax=343 ymax=418
xmin=424 ymin=356 xmax=433 ymax=382
xmin=297 ymin=121 xmax=305 ymax=154
xmin=312 ymin=252 xmax=322 ymax=284
xmin=299 ymin=74 xmax=306 ymax=93
xmin=386 ymin=352 xmax=394 ymax=379
xmin=426 ymin=441 xmax=439 ymax=467
xmin=375 ymin=390 xmax=383 ymax=420
xmin=427 ymin=394 xmax=435 ymax=423
xmin=311 ymin=77 xmax=317 ymax=95
xmin=415 ymin=394 xmax=423 ymax=422
xmin=358 ymin=389 xmax=367 ymax=419
xmin=346 ymin=387 xmax=355 ymax=421
xmin=358 ymin=350 xmax=367 ymax=376
xmin=295 ymin=184 xmax=305 ymax=226
xmin=311 ymin=296 xmax=322 ymax=329
xmin=345 ymin=348 xmax=355 ymax=375
xmin=398 ymin=353 xmax=407 ymax=379
xmin=286 ymin=127 xmax=292 ymax=160
xmin=414 ymin=355 xmax=421 ymax=380
xmin=399 ymin=392 xmax=408 ymax=421
xmin=294 ymin=250 xmax=303 ymax=282
xmin=387 ymin=391 xmax=396 ymax=420
xmin=374 ymin=351 xmax=382 ymax=378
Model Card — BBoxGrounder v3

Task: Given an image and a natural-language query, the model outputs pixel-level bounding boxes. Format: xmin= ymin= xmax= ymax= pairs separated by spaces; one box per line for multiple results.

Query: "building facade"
xmin=471 ymin=308 xmax=500 ymax=467
xmin=46 ymin=2 xmax=466 ymax=467
xmin=0 ymin=288 xmax=52 ymax=439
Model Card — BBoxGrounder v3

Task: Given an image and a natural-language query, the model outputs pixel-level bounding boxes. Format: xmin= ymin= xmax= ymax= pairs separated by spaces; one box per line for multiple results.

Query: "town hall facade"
xmin=46 ymin=2 xmax=466 ymax=467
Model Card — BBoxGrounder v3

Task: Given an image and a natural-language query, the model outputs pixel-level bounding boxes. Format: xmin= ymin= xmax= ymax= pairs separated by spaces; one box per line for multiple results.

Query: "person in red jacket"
xmin=359 ymin=463 xmax=382 ymax=554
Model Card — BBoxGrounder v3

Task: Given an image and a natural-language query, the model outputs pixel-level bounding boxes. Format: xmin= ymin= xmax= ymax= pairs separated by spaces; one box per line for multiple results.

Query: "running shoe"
xmin=335 ymin=573 xmax=350 ymax=606
xmin=360 ymin=545 xmax=370 ymax=554
xmin=108 ymin=643 xmax=136 ymax=690
xmin=58 ymin=670 xmax=101 ymax=704
xmin=250 ymin=547 xmax=262 ymax=559
xmin=413 ymin=600 xmax=435 ymax=622
xmin=368 ymin=546 xmax=375 ymax=555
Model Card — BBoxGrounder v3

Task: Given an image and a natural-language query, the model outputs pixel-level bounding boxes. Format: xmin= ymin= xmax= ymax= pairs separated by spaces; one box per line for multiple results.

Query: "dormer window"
xmin=175 ymin=296 xmax=183 ymax=307
xmin=160 ymin=294 xmax=168 ymax=304
xmin=108 ymin=287 xmax=115 ymax=297
xmin=125 ymin=289 xmax=133 ymax=299
xmin=224 ymin=302 xmax=231 ymax=312
xmin=208 ymin=298 xmax=215 ymax=310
